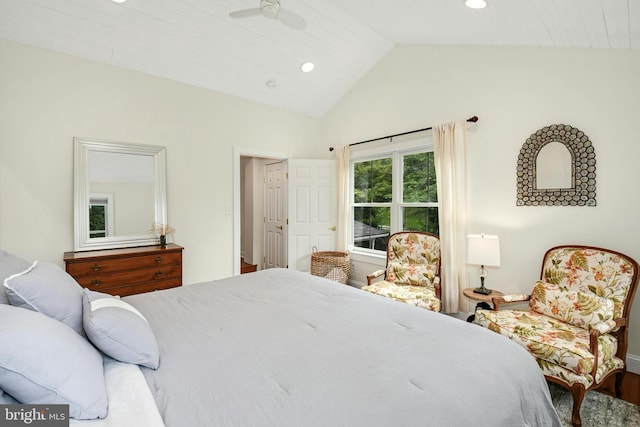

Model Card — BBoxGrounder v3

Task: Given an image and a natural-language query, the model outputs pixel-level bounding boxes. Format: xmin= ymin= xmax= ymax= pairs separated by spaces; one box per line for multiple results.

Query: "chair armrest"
xmin=492 ymin=294 xmax=530 ymax=311
xmin=366 ymin=269 xmax=385 ymax=285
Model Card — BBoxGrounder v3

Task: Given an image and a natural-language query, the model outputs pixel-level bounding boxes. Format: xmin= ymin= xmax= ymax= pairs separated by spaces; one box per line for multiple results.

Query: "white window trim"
xmin=348 ymin=134 xmax=436 ymax=260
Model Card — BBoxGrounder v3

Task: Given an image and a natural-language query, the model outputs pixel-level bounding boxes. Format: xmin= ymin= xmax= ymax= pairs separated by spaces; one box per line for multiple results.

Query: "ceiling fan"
xmin=229 ymin=0 xmax=307 ymax=31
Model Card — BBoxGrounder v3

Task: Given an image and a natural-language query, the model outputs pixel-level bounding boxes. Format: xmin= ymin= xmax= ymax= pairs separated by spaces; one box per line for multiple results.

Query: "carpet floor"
xmin=549 ymin=382 xmax=640 ymax=427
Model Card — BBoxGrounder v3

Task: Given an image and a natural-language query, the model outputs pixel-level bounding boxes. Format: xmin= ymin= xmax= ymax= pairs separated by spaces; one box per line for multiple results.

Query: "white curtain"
xmin=433 ymin=121 xmax=468 ymax=313
xmin=335 ymin=145 xmax=350 ymax=252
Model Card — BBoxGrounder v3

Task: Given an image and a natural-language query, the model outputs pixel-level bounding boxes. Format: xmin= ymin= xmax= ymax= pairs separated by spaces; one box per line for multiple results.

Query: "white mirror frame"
xmin=73 ymin=137 xmax=167 ymax=251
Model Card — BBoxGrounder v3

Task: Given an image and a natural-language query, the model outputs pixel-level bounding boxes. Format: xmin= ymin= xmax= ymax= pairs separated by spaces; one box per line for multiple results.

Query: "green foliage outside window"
xmin=89 ymin=205 xmax=107 ymax=238
xmin=353 ymin=151 xmax=438 ymax=250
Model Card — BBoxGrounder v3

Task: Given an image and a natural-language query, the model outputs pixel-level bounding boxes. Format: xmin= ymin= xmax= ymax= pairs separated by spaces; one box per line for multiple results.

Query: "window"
xmin=351 ymin=148 xmax=438 ymax=253
xmin=89 ymin=194 xmax=114 ymax=238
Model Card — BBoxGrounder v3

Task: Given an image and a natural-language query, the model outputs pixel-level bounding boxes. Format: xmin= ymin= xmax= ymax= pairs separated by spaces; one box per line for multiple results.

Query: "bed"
xmin=1 ymin=252 xmax=561 ymax=427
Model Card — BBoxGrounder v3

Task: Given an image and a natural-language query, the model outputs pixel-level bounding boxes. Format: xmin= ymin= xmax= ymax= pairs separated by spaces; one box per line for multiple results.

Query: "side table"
xmin=463 ymin=287 xmax=504 ymax=322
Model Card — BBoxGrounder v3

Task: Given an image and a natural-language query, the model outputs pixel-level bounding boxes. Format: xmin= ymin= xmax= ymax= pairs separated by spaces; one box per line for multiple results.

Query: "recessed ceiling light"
xmin=266 ymin=80 xmax=277 ymax=89
xmin=465 ymin=0 xmax=487 ymax=9
xmin=300 ymin=62 xmax=314 ymax=73
xmin=112 ymin=0 xmax=127 ymax=3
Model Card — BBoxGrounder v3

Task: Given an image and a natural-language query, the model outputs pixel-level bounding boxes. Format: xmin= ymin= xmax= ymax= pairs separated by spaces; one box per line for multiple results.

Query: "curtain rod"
xmin=328 ymin=115 xmax=478 ymax=152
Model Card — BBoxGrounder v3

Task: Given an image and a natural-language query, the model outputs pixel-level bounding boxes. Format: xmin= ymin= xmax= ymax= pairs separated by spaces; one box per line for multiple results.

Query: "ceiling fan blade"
xmin=229 ymin=8 xmax=263 ymax=19
xmin=278 ymin=9 xmax=307 ymax=31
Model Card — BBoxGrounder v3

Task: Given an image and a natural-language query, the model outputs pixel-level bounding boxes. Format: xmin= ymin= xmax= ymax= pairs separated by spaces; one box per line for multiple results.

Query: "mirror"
xmin=535 ymin=141 xmax=573 ymax=189
xmin=74 ymin=138 xmax=167 ymax=251
xmin=516 ymin=124 xmax=596 ymax=206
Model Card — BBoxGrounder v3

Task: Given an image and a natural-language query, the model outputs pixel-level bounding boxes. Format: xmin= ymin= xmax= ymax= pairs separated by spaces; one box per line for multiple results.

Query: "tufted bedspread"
xmin=124 ymin=268 xmax=561 ymax=427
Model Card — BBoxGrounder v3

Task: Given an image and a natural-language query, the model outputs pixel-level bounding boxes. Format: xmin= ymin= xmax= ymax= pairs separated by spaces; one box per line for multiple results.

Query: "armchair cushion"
xmin=386 ymin=261 xmax=437 ymax=287
xmin=475 ymin=309 xmax=617 ymax=377
xmin=541 ymin=247 xmax=636 ymax=319
xmin=362 ymin=281 xmax=440 ymax=312
xmin=385 ymin=233 xmax=440 ymax=287
xmin=529 ymin=281 xmax=616 ymax=334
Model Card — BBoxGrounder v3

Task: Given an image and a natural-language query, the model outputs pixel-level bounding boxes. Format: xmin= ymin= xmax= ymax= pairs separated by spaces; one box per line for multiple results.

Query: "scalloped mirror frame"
xmin=73 ymin=137 xmax=167 ymax=251
xmin=516 ymin=124 xmax=596 ymax=206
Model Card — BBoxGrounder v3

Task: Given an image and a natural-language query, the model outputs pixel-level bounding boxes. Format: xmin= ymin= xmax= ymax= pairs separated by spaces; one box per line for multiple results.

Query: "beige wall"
xmin=320 ymin=45 xmax=640 ymax=363
xmin=0 ymin=39 xmax=322 ymax=285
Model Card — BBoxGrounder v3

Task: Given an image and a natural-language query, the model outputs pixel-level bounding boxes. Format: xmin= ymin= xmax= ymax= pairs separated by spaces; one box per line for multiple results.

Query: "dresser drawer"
xmin=90 ymin=278 xmax=181 ymax=297
xmin=67 ymin=251 xmax=181 ymax=277
xmin=75 ymin=264 xmax=181 ymax=289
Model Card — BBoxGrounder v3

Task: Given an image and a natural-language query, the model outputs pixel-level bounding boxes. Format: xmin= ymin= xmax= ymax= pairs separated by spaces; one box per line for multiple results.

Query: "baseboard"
xmin=627 ymin=354 xmax=640 ymax=375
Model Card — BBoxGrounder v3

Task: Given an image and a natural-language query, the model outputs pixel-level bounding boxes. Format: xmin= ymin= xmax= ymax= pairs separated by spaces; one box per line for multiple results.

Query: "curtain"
xmin=433 ymin=121 xmax=468 ymax=313
xmin=335 ymin=145 xmax=350 ymax=252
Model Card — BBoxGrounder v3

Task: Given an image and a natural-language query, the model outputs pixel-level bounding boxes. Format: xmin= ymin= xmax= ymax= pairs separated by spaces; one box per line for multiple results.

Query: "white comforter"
xmin=121 ymin=268 xmax=560 ymax=427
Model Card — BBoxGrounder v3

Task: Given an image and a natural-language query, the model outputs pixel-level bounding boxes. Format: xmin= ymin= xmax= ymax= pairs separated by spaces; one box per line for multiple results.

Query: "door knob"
xmin=330 ymin=226 xmax=336 ymax=231
xmin=276 ymin=225 xmax=283 ymax=230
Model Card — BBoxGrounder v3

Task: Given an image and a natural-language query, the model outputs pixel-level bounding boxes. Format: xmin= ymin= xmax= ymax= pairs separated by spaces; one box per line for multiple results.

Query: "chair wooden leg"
xmin=615 ymin=371 xmax=625 ymax=398
xmin=570 ymin=383 xmax=586 ymax=427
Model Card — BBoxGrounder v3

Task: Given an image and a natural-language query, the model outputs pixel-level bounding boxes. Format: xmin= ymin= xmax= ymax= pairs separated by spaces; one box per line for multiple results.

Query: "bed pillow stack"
xmin=0 ymin=251 xmax=162 ymax=419
xmin=1 ymin=256 xmax=108 ymax=419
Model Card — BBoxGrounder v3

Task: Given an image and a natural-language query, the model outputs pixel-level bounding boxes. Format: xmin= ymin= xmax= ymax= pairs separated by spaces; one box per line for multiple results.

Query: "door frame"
xmin=233 ymin=146 xmax=290 ymax=276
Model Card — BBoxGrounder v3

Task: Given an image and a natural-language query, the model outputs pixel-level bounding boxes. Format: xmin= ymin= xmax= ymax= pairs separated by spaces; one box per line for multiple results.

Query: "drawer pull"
xmin=91 ymin=264 xmax=102 ymax=271
xmin=91 ymin=279 xmax=101 ymax=286
xmin=155 ymin=271 xmax=163 ymax=278
xmin=155 ymin=256 xmax=163 ymax=263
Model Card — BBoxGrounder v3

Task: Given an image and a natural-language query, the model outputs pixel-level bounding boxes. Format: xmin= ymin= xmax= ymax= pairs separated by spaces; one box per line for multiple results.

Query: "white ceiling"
xmin=1 ymin=0 xmax=638 ymax=117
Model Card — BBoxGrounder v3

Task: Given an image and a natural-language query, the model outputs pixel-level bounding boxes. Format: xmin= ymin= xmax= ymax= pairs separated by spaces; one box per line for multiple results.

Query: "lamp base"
xmin=473 ymin=286 xmax=492 ymax=295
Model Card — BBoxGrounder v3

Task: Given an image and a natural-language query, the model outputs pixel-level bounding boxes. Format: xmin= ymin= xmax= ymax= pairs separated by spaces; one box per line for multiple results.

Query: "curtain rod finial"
xmin=468 ymin=116 xmax=479 ymax=123
xmin=329 ymin=147 xmax=334 ymax=152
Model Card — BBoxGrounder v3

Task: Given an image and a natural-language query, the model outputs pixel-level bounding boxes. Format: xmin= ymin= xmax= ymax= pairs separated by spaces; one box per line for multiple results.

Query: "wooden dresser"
xmin=64 ymin=244 xmax=183 ymax=297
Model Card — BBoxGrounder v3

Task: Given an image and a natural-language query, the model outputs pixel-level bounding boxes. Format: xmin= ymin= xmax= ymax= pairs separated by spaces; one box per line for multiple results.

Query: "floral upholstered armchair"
xmin=474 ymin=245 xmax=639 ymax=427
xmin=362 ymin=232 xmax=441 ymax=312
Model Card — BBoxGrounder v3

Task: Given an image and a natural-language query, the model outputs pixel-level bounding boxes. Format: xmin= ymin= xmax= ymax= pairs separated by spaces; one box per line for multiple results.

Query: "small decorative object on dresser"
xmin=147 ymin=223 xmax=175 ymax=248
xmin=64 ymin=244 xmax=183 ymax=296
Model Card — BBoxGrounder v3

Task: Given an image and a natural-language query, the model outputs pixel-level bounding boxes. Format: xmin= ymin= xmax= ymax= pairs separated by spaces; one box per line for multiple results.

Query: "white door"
xmin=264 ymin=161 xmax=287 ymax=269
xmin=287 ymin=159 xmax=337 ymax=272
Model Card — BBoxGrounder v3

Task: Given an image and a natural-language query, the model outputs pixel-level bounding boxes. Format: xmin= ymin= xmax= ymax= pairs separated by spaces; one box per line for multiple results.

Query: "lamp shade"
xmin=467 ymin=234 xmax=501 ymax=267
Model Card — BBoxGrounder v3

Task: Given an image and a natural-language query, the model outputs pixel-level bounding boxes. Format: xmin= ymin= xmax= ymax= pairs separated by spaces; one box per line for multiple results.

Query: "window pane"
xmin=402 ymin=207 xmax=439 ymax=235
xmin=89 ymin=205 xmax=106 ymax=234
xmin=403 ymin=152 xmax=437 ymax=203
xmin=353 ymin=158 xmax=392 ymax=203
xmin=353 ymin=206 xmax=390 ymax=250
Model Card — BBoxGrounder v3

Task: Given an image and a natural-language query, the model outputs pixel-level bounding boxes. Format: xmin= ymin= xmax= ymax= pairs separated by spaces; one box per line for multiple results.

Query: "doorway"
xmin=233 ymin=146 xmax=289 ymax=276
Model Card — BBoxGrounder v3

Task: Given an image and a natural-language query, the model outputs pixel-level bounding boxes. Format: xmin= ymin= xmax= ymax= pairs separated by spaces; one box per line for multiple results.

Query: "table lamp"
xmin=467 ymin=234 xmax=501 ymax=295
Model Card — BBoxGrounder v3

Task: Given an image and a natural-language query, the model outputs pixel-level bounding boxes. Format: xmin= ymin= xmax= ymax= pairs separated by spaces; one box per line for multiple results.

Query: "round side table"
xmin=463 ymin=287 xmax=504 ymax=322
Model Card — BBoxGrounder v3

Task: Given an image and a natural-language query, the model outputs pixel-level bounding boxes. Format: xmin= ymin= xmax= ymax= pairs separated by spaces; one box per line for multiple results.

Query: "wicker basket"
xmin=310 ymin=248 xmax=350 ymax=284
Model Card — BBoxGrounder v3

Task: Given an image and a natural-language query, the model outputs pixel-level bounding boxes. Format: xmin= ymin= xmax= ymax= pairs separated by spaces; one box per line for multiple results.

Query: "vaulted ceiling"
xmin=1 ymin=0 xmax=638 ymax=117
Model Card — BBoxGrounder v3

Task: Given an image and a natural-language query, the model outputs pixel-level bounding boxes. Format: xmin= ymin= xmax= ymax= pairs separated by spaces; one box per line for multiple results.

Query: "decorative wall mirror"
xmin=516 ymin=124 xmax=596 ymax=206
xmin=74 ymin=137 xmax=167 ymax=251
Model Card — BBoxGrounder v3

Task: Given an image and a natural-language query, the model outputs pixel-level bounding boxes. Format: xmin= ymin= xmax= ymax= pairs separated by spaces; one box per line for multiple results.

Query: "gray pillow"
xmin=4 ymin=260 xmax=85 ymax=337
xmin=83 ymin=290 xmax=160 ymax=369
xmin=0 ymin=387 xmax=18 ymax=404
xmin=0 ymin=304 xmax=107 ymax=419
xmin=0 ymin=249 xmax=31 ymax=305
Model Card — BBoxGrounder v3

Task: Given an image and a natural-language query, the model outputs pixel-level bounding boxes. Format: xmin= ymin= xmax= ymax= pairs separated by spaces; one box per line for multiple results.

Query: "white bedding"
xmin=70 ymin=357 xmax=164 ymax=427
xmin=122 ymin=268 xmax=561 ymax=427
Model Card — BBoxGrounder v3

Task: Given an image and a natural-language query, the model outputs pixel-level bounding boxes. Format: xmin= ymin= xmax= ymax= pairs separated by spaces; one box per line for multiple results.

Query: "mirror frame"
xmin=73 ymin=137 xmax=167 ymax=251
xmin=516 ymin=124 xmax=596 ymax=206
